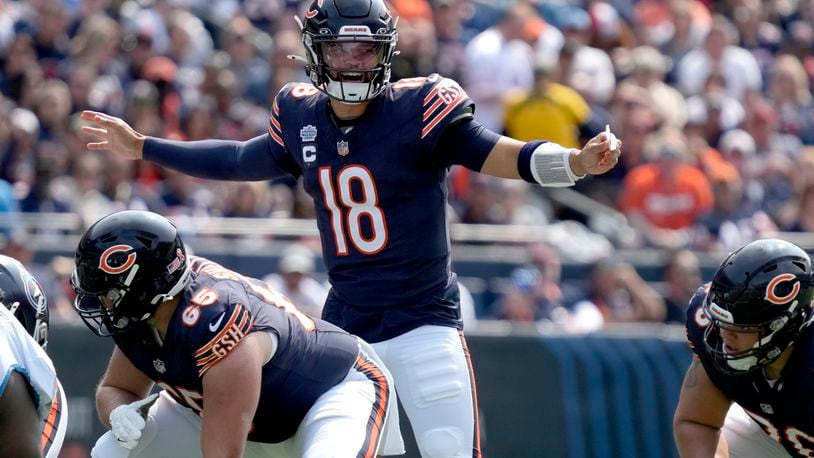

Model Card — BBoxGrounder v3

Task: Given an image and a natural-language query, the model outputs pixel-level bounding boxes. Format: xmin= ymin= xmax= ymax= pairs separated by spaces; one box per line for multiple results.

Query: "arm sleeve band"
xmin=436 ymin=117 xmax=502 ymax=171
xmin=517 ymin=141 xmax=585 ymax=187
xmin=142 ymin=134 xmax=294 ymax=181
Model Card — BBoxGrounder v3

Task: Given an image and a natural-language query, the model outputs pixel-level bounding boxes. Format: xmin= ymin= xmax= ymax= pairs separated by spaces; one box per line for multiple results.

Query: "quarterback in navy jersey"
xmin=72 ymin=211 xmax=402 ymax=458
xmin=78 ymin=0 xmax=622 ymax=455
xmin=674 ymin=239 xmax=814 ymax=457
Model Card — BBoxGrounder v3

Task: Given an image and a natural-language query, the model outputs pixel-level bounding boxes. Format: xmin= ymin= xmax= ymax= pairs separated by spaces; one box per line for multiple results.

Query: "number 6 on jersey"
xmin=318 ymin=165 xmax=388 ymax=255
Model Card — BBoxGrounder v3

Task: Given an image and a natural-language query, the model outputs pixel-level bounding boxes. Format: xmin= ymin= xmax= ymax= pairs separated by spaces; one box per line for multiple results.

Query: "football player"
xmin=674 ymin=239 xmax=814 ymax=457
xmin=0 ymin=255 xmax=67 ymax=458
xmin=78 ymin=1 xmax=622 ymax=456
xmin=72 ymin=210 xmax=402 ymax=458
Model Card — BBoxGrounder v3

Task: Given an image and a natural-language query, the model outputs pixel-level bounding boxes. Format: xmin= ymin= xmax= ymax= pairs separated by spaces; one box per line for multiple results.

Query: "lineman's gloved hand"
xmin=109 ymin=393 xmax=159 ymax=449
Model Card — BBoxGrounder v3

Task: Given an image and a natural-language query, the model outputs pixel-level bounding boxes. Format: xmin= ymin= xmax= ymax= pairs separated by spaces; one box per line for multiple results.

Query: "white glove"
xmin=109 ymin=393 xmax=159 ymax=450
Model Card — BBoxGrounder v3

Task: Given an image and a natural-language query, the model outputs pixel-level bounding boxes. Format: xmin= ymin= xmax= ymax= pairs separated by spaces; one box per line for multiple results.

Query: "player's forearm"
xmin=201 ymin=409 xmax=253 ymax=458
xmin=143 ymin=134 xmax=281 ymax=181
xmin=201 ymin=432 xmax=247 ymax=458
xmin=95 ymin=385 xmax=142 ymax=428
xmin=674 ymin=420 xmax=723 ymax=457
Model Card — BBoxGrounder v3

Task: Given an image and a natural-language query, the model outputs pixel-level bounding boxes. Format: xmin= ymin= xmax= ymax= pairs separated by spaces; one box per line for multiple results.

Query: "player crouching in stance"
xmin=674 ymin=239 xmax=814 ymax=457
xmin=72 ymin=210 xmax=403 ymax=458
xmin=0 ymin=255 xmax=67 ymax=458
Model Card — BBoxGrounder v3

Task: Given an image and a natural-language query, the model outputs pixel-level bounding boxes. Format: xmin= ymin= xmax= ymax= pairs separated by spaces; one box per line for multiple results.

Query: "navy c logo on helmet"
xmin=99 ymin=244 xmax=137 ymax=275
xmin=765 ymin=273 xmax=800 ymax=305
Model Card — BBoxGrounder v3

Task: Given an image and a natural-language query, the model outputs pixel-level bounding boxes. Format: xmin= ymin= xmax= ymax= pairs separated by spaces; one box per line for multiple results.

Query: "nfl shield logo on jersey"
xmin=153 ymin=359 xmax=166 ymax=374
xmin=337 ymin=141 xmax=350 ymax=156
xmin=760 ymin=403 xmax=774 ymax=414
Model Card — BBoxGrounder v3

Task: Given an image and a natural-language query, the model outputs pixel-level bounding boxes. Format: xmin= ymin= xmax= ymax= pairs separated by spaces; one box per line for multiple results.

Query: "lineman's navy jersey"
xmin=112 ymin=256 xmax=359 ymax=444
xmin=267 ymin=74 xmax=476 ymax=342
xmin=686 ymin=286 xmax=814 ymax=456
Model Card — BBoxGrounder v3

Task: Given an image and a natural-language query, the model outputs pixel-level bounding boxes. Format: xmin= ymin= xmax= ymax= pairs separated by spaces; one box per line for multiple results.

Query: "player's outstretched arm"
xmin=200 ymin=332 xmax=270 ymax=458
xmin=673 ymin=357 xmax=731 ymax=457
xmin=0 ymin=371 xmax=43 ymax=458
xmin=478 ymin=128 xmax=621 ymax=186
xmin=79 ymin=111 xmax=289 ymax=181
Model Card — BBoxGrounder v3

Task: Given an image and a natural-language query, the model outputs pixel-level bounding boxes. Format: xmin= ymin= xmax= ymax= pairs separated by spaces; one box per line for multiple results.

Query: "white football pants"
xmin=372 ymin=325 xmax=481 ymax=458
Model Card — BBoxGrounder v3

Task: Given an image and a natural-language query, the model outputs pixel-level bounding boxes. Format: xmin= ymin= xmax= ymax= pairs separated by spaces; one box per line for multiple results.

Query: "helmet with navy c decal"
xmin=703 ymin=238 xmax=814 ymax=374
xmin=72 ymin=210 xmax=190 ymax=336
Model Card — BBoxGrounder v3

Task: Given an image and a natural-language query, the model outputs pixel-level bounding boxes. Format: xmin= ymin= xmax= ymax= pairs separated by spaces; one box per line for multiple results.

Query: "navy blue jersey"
xmin=686 ymin=286 xmax=814 ymax=456
xmin=266 ymin=74 xmax=477 ymax=341
xmin=112 ymin=256 xmax=359 ymax=444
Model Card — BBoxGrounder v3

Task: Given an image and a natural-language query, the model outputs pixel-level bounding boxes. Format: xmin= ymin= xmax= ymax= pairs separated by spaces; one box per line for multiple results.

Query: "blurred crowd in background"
xmin=2 ymin=0 xmax=814 ymax=330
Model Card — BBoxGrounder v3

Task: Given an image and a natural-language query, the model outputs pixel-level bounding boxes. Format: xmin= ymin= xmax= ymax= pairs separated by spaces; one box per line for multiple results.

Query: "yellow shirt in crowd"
xmin=503 ymin=82 xmax=591 ymax=148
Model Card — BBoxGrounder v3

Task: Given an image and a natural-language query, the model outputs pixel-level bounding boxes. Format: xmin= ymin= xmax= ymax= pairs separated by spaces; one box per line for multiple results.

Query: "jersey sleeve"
xmin=266 ymin=84 xmax=306 ymax=179
xmin=186 ymin=285 xmax=255 ymax=377
xmin=419 ymin=74 xmax=475 ymax=154
xmin=0 ymin=310 xmax=57 ymax=419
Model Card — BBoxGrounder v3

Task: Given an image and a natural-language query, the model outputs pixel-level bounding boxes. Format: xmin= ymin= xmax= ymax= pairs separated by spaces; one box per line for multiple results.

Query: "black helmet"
xmin=72 ymin=210 xmax=190 ymax=336
xmin=301 ymin=0 xmax=398 ymax=103
xmin=703 ymin=238 xmax=814 ymax=375
xmin=0 ymin=255 xmax=48 ymax=347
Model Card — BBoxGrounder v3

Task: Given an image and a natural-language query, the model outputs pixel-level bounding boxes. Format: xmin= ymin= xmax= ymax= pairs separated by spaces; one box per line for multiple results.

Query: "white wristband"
xmin=529 ymin=142 xmax=585 ymax=187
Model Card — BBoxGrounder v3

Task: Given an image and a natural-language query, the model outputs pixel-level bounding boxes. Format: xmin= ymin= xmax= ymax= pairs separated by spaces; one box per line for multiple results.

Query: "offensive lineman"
xmin=72 ymin=210 xmax=401 ymax=457
xmin=675 ymin=239 xmax=814 ymax=457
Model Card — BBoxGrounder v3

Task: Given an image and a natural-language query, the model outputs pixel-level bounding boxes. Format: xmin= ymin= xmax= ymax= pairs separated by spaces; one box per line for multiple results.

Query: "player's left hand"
xmin=573 ymin=127 xmax=622 ymax=176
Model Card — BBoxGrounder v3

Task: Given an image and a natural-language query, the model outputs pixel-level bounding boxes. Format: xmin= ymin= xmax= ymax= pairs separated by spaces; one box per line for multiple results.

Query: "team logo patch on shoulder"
xmin=300 ymin=125 xmax=318 ymax=142
xmin=337 ymin=140 xmax=350 ymax=156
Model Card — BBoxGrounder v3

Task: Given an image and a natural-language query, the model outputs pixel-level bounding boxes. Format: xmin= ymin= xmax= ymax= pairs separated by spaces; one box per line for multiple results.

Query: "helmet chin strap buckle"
xmin=770 ymin=316 xmax=789 ymax=332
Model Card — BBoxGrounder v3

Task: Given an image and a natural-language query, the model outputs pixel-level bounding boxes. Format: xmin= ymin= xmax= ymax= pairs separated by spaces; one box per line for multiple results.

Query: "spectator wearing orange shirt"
xmin=620 ymin=128 xmax=713 ymax=248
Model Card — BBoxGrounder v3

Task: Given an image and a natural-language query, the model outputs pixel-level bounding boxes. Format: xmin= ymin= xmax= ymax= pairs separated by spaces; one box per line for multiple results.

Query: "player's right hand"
xmin=109 ymin=393 xmax=159 ymax=449
xmin=80 ymin=110 xmax=145 ymax=160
